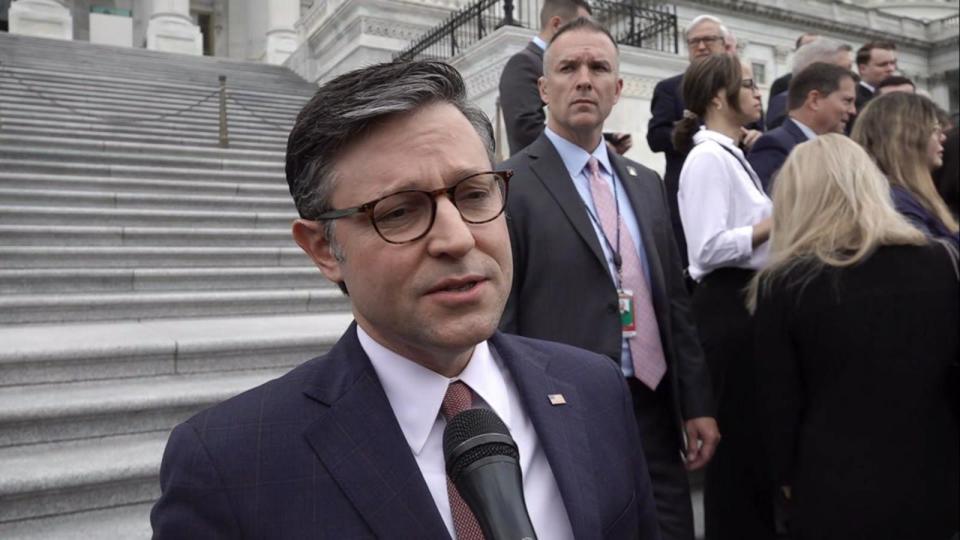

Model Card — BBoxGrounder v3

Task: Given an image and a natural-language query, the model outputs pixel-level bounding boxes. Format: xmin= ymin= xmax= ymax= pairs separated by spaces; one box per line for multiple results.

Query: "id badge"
xmin=618 ymin=289 xmax=637 ymax=337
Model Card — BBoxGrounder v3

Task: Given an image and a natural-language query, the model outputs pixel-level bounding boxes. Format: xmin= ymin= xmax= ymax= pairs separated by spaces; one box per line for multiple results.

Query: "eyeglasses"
xmin=314 ymin=170 xmax=512 ymax=244
xmin=687 ymin=35 xmax=723 ymax=47
xmin=740 ymin=78 xmax=758 ymax=91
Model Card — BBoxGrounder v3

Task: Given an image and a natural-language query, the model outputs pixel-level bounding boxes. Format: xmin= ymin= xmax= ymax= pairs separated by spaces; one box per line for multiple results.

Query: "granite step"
xmin=0 ymin=172 xmax=286 ymax=197
xmin=0 ymin=245 xmax=309 ymax=269
xmin=0 ymin=502 xmax=152 ymax=540
xmin=0 ymin=225 xmax=294 ymax=247
xmin=0 ymin=368 xmax=290 ymax=447
xmin=0 ymin=134 xmax=285 ymax=161
xmin=0 ymin=205 xmax=294 ymax=228
xmin=0 ymin=159 xmax=283 ymax=181
xmin=0 ymin=188 xmax=292 ymax=213
xmin=0 ymin=117 xmax=290 ymax=146
xmin=0 ymin=312 xmax=352 ymax=386
xmin=0 ymin=267 xmax=323 ymax=294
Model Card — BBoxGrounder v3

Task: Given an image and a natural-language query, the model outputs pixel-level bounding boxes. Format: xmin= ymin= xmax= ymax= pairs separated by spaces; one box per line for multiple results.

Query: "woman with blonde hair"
xmin=852 ymin=91 xmax=958 ymax=245
xmin=749 ymin=134 xmax=958 ymax=540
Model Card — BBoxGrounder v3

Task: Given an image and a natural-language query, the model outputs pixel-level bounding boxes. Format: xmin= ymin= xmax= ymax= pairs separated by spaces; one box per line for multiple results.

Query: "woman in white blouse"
xmin=673 ymin=54 xmax=774 ymax=540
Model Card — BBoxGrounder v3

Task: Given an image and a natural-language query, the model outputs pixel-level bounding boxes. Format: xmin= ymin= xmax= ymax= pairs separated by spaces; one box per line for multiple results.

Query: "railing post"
xmin=218 ymin=75 xmax=228 ymax=148
xmin=503 ymin=0 xmax=515 ymax=26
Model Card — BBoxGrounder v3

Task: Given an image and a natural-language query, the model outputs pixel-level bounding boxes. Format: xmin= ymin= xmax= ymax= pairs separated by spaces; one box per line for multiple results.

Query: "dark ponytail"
xmin=671 ymin=54 xmax=742 ymax=155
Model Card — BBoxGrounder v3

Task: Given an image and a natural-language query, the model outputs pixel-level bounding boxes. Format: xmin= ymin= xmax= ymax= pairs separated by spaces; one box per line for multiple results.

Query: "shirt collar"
xmin=860 ymin=80 xmax=875 ymax=94
xmin=544 ymin=126 xmax=613 ymax=178
xmin=358 ymin=326 xmax=512 ymax=456
xmin=532 ymin=36 xmax=547 ymax=51
xmin=788 ymin=117 xmax=818 ymax=140
xmin=693 ymin=127 xmax=745 ymax=158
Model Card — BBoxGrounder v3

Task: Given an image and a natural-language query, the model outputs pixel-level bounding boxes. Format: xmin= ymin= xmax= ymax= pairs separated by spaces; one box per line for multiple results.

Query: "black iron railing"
xmin=395 ymin=0 xmax=677 ymax=62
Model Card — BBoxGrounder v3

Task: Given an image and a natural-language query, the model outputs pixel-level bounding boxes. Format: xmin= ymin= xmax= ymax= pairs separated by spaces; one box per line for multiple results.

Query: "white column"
xmin=146 ymin=0 xmax=202 ymax=55
xmin=8 ymin=0 xmax=74 ymax=40
xmin=264 ymin=0 xmax=299 ymax=64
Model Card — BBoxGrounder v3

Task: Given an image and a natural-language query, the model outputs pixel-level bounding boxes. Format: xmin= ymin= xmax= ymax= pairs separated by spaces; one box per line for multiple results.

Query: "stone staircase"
xmin=0 ymin=32 xmax=353 ymax=538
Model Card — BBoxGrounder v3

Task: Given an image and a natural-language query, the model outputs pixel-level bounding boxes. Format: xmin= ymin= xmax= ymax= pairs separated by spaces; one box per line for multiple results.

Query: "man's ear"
xmin=292 ymin=219 xmax=343 ymax=285
xmin=549 ymin=15 xmax=564 ymax=33
xmin=538 ymin=75 xmax=550 ymax=105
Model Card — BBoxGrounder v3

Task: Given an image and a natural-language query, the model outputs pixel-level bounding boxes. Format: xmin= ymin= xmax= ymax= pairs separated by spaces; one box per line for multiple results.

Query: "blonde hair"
xmin=746 ymin=134 xmax=926 ymax=311
xmin=852 ymin=92 xmax=959 ymax=233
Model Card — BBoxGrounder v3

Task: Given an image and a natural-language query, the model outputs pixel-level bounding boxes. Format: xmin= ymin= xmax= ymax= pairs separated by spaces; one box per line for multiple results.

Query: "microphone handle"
xmin=455 ymin=456 xmax=538 ymax=540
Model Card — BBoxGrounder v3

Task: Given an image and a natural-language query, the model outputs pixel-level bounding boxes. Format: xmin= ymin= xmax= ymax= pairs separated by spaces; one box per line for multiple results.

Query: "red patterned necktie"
xmin=440 ymin=381 xmax=486 ymax=540
xmin=586 ymin=156 xmax=667 ymax=390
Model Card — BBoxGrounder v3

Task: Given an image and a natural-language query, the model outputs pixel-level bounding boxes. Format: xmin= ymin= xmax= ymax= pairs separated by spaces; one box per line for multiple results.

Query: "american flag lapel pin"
xmin=548 ymin=393 xmax=567 ymax=405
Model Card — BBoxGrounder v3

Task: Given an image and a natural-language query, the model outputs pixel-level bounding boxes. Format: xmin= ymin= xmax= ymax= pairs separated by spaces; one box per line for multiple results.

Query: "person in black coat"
xmin=765 ymin=32 xmax=820 ymax=114
xmin=748 ymin=134 xmax=959 ymax=540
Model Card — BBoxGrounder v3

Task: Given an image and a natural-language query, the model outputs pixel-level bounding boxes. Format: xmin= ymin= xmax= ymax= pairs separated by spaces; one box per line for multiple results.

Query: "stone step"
xmin=0 ymin=245 xmax=307 ymax=269
xmin=0 ymin=79 xmax=307 ymax=114
xmin=0 ymin=159 xmax=283 ymax=181
xmin=0 ymin=225 xmax=293 ymax=247
xmin=0 ymin=431 xmax=165 ymax=523
xmin=0 ymin=86 xmax=299 ymax=123
xmin=0 ymin=172 xmax=285 ymax=197
xmin=0 ymin=502 xmax=152 ymax=540
xmin=0 ymin=134 xmax=285 ymax=161
xmin=0 ymin=267 xmax=323 ymax=294
xmin=0 ymin=287 xmax=347 ymax=324
xmin=0 ymin=124 xmax=287 ymax=152
xmin=0 ymin=148 xmax=283 ymax=173
xmin=0 ymin=188 xmax=292 ymax=213
xmin=0 ymin=117 xmax=289 ymax=146
xmin=2 ymin=101 xmax=293 ymax=133
xmin=0 ymin=313 xmax=352 ymax=386
xmin=0 ymin=205 xmax=293 ymax=228
xmin=0 ymin=368 xmax=290 ymax=448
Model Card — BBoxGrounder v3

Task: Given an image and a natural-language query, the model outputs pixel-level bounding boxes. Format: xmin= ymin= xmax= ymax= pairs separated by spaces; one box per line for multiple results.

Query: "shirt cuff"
xmin=732 ymin=224 xmax=754 ymax=259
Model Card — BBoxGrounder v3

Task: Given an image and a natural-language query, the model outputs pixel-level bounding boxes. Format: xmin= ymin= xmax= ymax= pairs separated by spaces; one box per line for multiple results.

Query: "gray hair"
xmin=792 ymin=38 xmax=851 ymax=73
xmin=686 ymin=15 xmax=732 ymax=44
xmin=285 ymin=61 xmax=495 ymax=227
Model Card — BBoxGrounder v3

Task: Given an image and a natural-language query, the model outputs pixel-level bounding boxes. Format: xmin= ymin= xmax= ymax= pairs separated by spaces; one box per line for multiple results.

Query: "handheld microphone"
xmin=443 ymin=408 xmax=537 ymax=540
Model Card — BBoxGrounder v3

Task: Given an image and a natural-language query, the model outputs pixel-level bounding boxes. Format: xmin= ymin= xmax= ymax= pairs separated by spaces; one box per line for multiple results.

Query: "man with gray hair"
xmin=647 ymin=14 xmax=760 ymax=273
xmin=151 ymin=60 xmax=660 ymax=539
xmin=766 ymin=37 xmax=853 ymax=129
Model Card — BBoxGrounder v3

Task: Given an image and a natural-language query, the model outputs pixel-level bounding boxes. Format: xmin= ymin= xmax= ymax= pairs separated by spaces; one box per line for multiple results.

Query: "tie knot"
xmin=441 ymin=381 xmax=474 ymax=420
xmin=587 ymin=156 xmax=600 ymax=177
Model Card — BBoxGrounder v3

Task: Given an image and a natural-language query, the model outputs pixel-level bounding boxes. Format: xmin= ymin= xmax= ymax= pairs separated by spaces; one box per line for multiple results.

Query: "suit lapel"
xmin=301 ymin=325 xmax=450 ymax=539
xmin=490 ymin=333 xmax=601 ymax=540
xmin=526 ymin=135 xmax=609 ymax=272
xmin=783 ymin=118 xmax=809 ymax=145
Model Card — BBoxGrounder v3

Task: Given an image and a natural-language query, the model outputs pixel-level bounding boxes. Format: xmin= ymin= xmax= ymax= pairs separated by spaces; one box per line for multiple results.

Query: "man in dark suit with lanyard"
xmin=502 ymin=17 xmax=719 ymax=540
xmin=646 ymin=14 xmax=761 ymax=271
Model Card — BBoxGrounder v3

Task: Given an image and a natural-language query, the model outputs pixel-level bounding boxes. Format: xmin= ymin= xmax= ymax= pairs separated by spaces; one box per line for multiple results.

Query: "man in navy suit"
xmin=647 ymin=15 xmax=760 ymax=268
xmin=765 ymin=38 xmax=853 ymax=131
xmin=151 ymin=60 xmax=661 ymax=539
xmin=748 ymin=63 xmax=856 ymax=191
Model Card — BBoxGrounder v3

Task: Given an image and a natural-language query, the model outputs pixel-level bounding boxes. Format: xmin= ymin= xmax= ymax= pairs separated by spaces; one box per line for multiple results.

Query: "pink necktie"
xmin=586 ymin=156 xmax=667 ymax=390
xmin=440 ymin=381 xmax=486 ymax=540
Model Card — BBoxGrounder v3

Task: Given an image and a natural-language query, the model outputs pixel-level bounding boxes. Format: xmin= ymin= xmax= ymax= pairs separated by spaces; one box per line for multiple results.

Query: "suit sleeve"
xmin=753 ymin=278 xmax=803 ymax=486
xmin=746 ymin=135 xmax=789 ymax=192
xmin=151 ymin=422 xmax=241 ymax=539
xmin=499 ymin=53 xmax=545 ymax=156
xmin=646 ymin=80 xmax=678 ymax=154
xmin=652 ymin=169 xmax=715 ymax=420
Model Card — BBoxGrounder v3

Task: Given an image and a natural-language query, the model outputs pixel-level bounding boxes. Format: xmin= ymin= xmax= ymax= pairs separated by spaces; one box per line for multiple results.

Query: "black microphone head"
xmin=443 ymin=408 xmax=519 ymax=481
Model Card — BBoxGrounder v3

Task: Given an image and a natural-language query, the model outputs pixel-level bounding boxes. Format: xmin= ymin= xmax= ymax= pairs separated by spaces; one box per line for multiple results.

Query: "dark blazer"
xmin=500 ymin=134 xmax=715 ymax=437
xmin=499 ymin=41 xmax=546 ymax=156
xmin=754 ymin=244 xmax=959 ymax=539
xmin=890 ymin=185 xmax=959 ymax=246
xmin=646 ymin=74 xmax=688 ymax=264
xmin=854 ymin=81 xmax=874 ymax=115
xmin=747 ymin=117 xmax=809 ymax=192
xmin=765 ymin=91 xmax=788 ymax=131
xmin=768 ymin=72 xmax=792 ymax=105
xmin=151 ymin=324 xmax=661 ymax=539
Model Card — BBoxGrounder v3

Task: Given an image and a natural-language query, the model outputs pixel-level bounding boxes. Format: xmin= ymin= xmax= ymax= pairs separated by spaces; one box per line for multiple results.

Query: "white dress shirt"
xmin=678 ymin=128 xmax=773 ymax=281
xmin=358 ymin=326 xmax=575 ymax=540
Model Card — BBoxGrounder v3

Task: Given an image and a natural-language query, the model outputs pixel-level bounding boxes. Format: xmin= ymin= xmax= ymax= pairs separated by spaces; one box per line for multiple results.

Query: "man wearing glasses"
xmin=646 ymin=15 xmax=761 ymax=273
xmin=151 ymin=60 xmax=660 ymax=539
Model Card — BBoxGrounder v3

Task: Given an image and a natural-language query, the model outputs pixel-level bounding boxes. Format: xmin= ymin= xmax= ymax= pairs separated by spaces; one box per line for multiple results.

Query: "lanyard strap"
xmin=710 ymin=141 xmax=765 ymax=195
xmin=582 ymin=165 xmax=624 ymax=285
